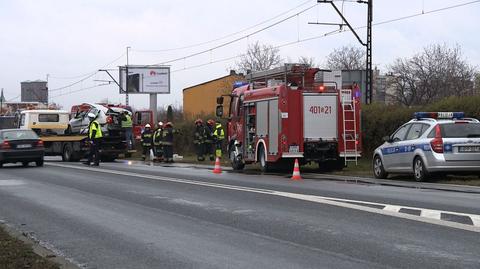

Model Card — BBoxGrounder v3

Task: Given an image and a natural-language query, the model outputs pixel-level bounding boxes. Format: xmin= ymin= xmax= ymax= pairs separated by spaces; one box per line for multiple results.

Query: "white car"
xmin=68 ymin=103 xmax=126 ymax=137
xmin=373 ymin=112 xmax=480 ymax=181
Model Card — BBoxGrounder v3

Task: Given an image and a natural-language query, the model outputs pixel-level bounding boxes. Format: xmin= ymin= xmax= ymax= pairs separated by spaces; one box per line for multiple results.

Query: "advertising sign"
xmin=119 ymin=65 xmax=170 ymax=94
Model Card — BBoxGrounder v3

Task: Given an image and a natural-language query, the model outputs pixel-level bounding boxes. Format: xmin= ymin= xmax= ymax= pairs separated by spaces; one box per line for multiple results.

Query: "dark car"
xmin=0 ymin=129 xmax=45 ymax=167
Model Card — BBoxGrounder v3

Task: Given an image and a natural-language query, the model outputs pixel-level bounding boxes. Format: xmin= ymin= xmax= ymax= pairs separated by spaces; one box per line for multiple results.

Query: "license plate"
xmin=459 ymin=146 xmax=480 ymax=152
xmin=289 ymin=145 xmax=300 ymax=153
xmin=16 ymin=144 xmax=32 ymax=149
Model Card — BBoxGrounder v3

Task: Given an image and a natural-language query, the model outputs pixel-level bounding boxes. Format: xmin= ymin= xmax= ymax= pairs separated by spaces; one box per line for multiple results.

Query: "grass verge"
xmin=0 ymin=225 xmax=59 ymax=269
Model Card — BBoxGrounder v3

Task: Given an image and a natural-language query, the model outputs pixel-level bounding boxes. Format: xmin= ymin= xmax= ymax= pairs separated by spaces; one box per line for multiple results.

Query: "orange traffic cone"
xmin=291 ymin=159 xmax=302 ymax=181
xmin=213 ymin=157 xmax=222 ymax=174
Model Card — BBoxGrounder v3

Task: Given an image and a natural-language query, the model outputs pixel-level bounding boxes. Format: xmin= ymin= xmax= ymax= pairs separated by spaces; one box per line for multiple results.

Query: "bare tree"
xmin=325 ymin=45 xmax=365 ymax=70
xmin=236 ymin=41 xmax=282 ymax=73
xmin=298 ymin=56 xmax=317 ymax=67
xmin=388 ymin=44 xmax=476 ymax=106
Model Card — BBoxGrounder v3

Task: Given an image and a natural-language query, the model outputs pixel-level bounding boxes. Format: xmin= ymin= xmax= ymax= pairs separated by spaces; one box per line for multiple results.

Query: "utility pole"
xmin=316 ymin=0 xmax=373 ymax=104
xmin=0 ymin=88 xmax=4 ymax=115
xmin=46 ymin=74 xmax=49 ymax=107
xmin=126 ymin=46 xmax=131 ymax=106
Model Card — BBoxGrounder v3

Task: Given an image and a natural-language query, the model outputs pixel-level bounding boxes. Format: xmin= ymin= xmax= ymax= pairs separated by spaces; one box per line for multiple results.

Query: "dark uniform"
xmin=121 ymin=112 xmax=134 ymax=150
xmin=153 ymin=124 xmax=164 ymax=162
xmin=162 ymin=122 xmax=175 ymax=163
xmin=141 ymin=125 xmax=153 ymax=161
xmin=205 ymin=120 xmax=216 ymax=161
xmin=213 ymin=122 xmax=225 ymax=158
xmin=86 ymin=117 xmax=103 ymax=166
xmin=194 ymin=119 xmax=206 ymax=161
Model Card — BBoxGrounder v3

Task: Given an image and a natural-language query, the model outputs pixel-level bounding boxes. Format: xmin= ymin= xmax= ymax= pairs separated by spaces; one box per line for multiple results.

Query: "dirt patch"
xmin=0 ymin=224 xmax=59 ymax=269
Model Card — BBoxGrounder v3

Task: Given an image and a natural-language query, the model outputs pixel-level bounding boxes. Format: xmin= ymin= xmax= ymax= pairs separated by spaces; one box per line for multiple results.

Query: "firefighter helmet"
xmin=195 ymin=119 xmax=203 ymax=125
xmin=165 ymin=122 xmax=173 ymax=127
xmin=207 ymin=119 xmax=215 ymax=126
xmin=158 ymin=121 xmax=164 ymax=127
xmin=145 ymin=124 xmax=151 ymax=128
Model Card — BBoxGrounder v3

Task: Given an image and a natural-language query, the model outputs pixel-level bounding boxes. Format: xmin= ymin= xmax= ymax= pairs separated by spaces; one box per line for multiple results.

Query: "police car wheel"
xmin=413 ymin=157 xmax=429 ymax=182
xmin=373 ymin=155 xmax=387 ymax=179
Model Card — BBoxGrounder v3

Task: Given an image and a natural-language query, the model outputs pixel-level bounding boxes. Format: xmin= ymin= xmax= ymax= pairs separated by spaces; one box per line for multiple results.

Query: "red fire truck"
xmin=216 ymin=64 xmax=362 ymax=172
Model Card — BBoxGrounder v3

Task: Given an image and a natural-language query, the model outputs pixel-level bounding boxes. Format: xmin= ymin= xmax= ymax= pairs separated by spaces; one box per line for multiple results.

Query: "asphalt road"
xmin=0 ymin=160 xmax=479 ymax=269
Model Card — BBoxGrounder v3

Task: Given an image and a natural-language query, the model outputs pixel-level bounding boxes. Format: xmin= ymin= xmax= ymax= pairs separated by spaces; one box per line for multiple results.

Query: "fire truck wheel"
xmin=259 ymin=147 xmax=271 ymax=173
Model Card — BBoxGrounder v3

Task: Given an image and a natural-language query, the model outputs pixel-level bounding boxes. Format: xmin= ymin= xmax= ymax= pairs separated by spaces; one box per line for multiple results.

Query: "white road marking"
xmin=46 ymin=162 xmax=480 ymax=233
xmin=383 ymin=205 xmax=401 ymax=212
xmin=421 ymin=210 xmax=442 ymax=220
xmin=0 ymin=179 xmax=25 ymax=186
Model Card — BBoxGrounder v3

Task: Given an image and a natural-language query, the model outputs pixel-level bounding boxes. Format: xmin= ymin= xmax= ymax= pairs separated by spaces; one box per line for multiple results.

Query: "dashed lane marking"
xmin=45 ymin=162 xmax=480 ymax=233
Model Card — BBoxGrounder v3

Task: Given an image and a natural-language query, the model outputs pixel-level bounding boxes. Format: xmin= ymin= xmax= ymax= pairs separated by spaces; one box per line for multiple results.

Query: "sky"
xmin=0 ymin=0 xmax=479 ymax=111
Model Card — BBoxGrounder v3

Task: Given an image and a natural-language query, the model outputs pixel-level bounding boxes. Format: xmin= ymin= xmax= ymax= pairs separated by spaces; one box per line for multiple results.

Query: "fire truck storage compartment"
xmin=268 ymin=99 xmax=279 ymax=155
xmin=254 ymin=99 xmax=279 ymax=155
xmin=303 ymin=93 xmax=338 ymax=141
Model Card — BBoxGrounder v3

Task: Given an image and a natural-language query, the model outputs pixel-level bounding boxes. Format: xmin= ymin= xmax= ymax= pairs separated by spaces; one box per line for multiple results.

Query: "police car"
xmin=373 ymin=112 xmax=480 ymax=181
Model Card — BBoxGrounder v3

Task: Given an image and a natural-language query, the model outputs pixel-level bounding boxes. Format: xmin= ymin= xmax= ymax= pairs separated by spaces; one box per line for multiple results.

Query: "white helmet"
xmin=158 ymin=121 xmax=164 ymax=126
xmin=87 ymin=113 xmax=96 ymax=119
xmin=145 ymin=124 xmax=151 ymax=128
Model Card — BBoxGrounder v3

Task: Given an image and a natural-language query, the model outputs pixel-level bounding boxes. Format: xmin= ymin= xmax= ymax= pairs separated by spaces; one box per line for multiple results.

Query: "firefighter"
xmin=162 ymin=122 xmax=175 ymax=163
xmin=213 ymin=121 xmax=225 ymax=158
xmin=141 ymin=124 xmax=153 ymax=161
xmin=84 ymin=112 xmax=103 ymax=166
xmin=121 ymin=110 xmax=134 ymax=150
xmin=193 ymin=119 xmax=206 ymax=161
xmin=153 ymin=122 xmax=164 ymax=162
xmin=204 ymin=119 xmax=216 ymax=161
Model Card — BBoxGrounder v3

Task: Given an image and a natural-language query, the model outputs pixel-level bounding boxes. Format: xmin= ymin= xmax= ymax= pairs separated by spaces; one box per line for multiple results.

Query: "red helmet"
xmin=207 ymin=119 xmax=215 ymax=126
xmin=195 ymin=119 xmax=203 ymax=125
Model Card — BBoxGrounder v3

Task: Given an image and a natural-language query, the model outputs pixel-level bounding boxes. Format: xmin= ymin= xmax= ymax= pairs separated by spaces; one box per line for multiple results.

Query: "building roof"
xmin=21 ymin=80 xmax=47 ymax=83
xmin=183 ymin=72 xmax=243 ymax=92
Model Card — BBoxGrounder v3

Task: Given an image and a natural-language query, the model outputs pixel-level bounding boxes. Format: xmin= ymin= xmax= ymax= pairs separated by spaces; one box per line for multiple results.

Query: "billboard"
xmin=119 ymin=65 xmax=170 ymax=94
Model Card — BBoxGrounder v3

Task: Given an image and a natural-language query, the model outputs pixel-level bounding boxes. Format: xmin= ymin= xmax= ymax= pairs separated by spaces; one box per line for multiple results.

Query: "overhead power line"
xmin=48 ymin=52 xmax=125 ymax=89
xmin=151 ymin=4 xmax=318 ymax=66
xmin=49 ymin=84 xmax=110 ymax=99
xmin=134 ymin=0 xmax=313 ymax=53
xmin=170 ymin=0 xmax=480 ymax=73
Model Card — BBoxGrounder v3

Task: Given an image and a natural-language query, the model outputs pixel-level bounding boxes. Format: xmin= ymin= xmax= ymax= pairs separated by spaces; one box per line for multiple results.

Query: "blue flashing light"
xmin=233 ymin=81 xmax=248 ymax=89
xmin=414 ymin=112 xmax=464 ymax=120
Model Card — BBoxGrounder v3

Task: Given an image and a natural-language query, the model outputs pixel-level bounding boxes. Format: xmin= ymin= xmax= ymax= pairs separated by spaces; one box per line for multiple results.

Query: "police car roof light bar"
xmin=414 ymin=112 xmax=464 ymax=120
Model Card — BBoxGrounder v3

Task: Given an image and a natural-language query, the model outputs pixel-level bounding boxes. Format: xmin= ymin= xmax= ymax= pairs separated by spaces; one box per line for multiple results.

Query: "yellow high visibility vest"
xmin=89 ymin=120 xmax=103 ymax=139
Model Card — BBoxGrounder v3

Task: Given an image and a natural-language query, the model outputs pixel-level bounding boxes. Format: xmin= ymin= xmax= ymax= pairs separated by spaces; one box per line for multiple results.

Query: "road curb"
xmin=0 ymin=222 xmax=81 ymax=269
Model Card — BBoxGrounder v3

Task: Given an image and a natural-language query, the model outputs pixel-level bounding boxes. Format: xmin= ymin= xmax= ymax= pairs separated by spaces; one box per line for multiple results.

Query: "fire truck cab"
xmin=217 ymin=64 xmax=362 ymax=172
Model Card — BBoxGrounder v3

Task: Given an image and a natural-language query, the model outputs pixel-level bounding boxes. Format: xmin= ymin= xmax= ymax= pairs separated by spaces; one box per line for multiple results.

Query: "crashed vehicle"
xmin=68 ymin=103 xmax=127 ymax=137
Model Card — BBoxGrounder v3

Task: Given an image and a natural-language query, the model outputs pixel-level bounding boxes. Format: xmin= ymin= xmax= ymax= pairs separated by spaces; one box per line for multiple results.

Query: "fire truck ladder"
xmin=341 ymin=89 xmax=358 ymax=166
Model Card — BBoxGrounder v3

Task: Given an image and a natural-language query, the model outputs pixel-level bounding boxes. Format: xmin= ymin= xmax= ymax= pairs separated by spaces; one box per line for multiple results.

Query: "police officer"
xmin=193 ymin=119 xmax=206 ymax=161
xmin=205 ymin=119 xmax=216 ymax=161
xmin=162 ymin=122 xmax=175 ymax=163
xmin=153 ymin=122 xmax=164 ymax=162
xmin=141 ymin=124 xmax=153 ymax=161
xmin=85 ymin=112 xmax=103 ymax=166
xmin=121 ymin=110 xmax=134 ymax=150
xmin=213 ymin=121 xmax=225 ymax=158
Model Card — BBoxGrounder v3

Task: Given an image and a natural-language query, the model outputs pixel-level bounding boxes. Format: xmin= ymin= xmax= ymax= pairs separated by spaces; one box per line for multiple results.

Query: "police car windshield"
xmin=440 ymin=123 xmax=480 ymax=138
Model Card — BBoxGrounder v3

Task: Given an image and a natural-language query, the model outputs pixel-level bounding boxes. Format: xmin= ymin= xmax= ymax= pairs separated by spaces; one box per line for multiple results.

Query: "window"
xmin=230 ymin=96 xmax=238 ymax=117
xmin=2 ymin=130 xmax=38 ymax=140
xmin=38 ymin=114 xmax=59 ymax=122
xmin=440 ymin=123 xmax=480 ymax=138
xmin=20 ymin=114 xmax=25 ymax=126
xmin=392 ymin=124 xmax=411 ymax=142
xmin=405 ymin=123 xmax=428 ymax=140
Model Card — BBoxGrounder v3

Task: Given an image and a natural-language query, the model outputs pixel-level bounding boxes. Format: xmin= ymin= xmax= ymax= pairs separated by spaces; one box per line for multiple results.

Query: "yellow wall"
xmin=183 ymin=75 xmax=244 ymax=119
